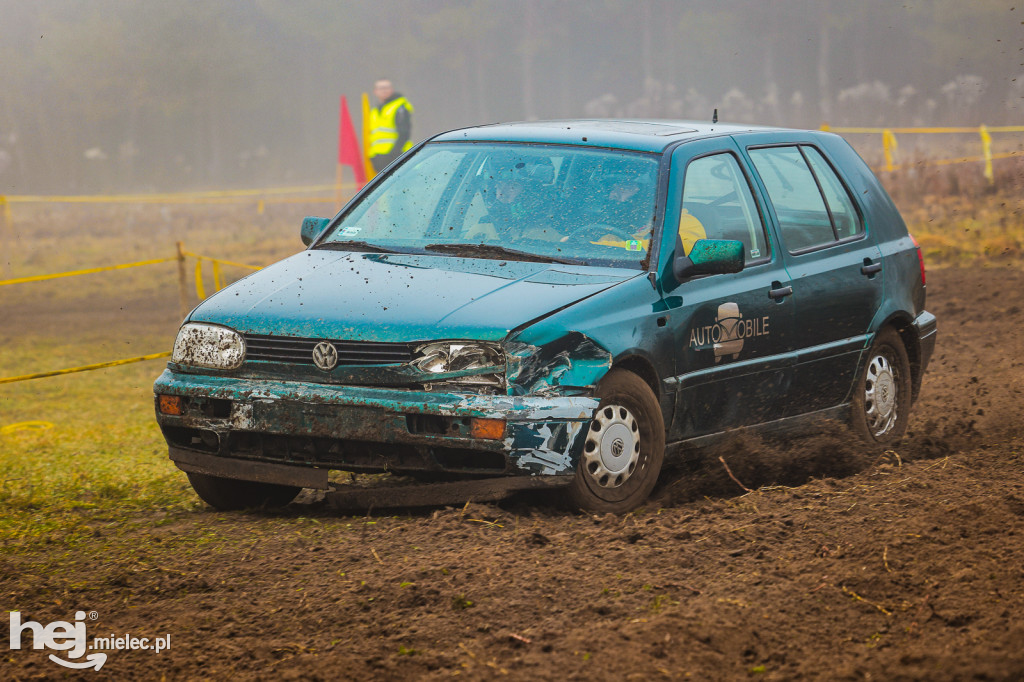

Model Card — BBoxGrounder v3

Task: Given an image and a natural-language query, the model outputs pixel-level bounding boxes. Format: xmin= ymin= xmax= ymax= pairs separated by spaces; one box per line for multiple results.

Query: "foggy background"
xmin=0 ymin=0 xmax=1020 ymax=194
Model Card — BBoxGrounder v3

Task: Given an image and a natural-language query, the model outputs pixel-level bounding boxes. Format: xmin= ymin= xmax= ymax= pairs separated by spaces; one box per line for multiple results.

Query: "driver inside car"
xmin=564 ymin=171 xmax=660 ymax=250
xmin=468 ymin=163 xmax=560 ymax=242
xmin=597 ymin=174 xmax=652 ymax=233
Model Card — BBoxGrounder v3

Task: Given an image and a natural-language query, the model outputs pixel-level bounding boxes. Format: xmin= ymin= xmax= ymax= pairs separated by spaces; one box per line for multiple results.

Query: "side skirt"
xmin=665 ymin=403 xmax=851 ymax=455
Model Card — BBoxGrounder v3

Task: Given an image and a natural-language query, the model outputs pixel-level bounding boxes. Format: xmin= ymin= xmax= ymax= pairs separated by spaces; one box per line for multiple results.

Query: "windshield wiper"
xmin=316 ymin=240 xmax=401 ymax=254
xmin=423 ymin=243 xmax=578 ymax=265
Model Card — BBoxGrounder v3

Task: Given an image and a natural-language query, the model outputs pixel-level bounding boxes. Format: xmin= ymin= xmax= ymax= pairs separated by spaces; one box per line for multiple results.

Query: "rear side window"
xmin=748 ymin=145 xmax=863 ymax=252
xmin=802 ymin=147 xmax=861 ymax=240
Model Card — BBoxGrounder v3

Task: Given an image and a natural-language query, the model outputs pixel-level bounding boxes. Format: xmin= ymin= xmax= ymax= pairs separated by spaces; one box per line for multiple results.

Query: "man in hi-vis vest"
xmin=368 ymin=79 xmax=414 ymax=174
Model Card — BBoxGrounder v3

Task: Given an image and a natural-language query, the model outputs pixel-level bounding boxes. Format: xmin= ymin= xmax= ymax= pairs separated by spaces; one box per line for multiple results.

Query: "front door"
xmin=659 ymin=140 xmax=796 ymax=441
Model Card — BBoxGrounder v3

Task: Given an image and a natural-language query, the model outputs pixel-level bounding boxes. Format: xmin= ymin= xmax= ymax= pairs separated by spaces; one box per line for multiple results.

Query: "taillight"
xmin=909 ymin=234 xmax=925 ymax=286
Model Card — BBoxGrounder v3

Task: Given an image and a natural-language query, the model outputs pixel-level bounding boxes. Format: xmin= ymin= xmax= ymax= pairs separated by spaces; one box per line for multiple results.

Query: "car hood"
xmin=189 ymin=250 xmax=641 ymax=342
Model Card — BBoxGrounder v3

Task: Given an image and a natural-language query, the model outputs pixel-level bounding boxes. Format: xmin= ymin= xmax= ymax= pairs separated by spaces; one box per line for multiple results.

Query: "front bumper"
xmin=153 ymin=369 xmax=598 ymax=483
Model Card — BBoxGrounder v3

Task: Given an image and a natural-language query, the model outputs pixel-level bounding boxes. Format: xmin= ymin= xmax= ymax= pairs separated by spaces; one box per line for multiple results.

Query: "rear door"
xmin=659 ymin=138 xmax=796 ymax=440
xmin=741 ymin=136 xmax=883 ymax=415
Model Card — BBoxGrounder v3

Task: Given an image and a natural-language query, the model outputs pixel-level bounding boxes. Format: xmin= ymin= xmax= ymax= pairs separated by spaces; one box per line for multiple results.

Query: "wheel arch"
xmin=876 ymin=312 xmax=923 ymax=403
xmin=608 ymin=353 xmax=672 ymax=432
xmin=609 ymin=353 xmax=660 ymax=398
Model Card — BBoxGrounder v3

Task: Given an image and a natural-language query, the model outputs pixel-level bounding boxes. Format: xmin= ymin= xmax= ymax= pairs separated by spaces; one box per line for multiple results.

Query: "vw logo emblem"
xmin=312 ymin=341 xmax=338 ymax=371
xmin=611 ymin=438 xmax=625 ymax=458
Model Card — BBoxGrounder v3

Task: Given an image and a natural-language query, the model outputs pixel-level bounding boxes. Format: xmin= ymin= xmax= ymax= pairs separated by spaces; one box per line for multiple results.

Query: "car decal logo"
xmin=312 ymin=341 xmax=339 ymax=371
xmin=713 ymin=302 xmax=744 ymax=362
xmin=688 ymin=302 xmax=770 ymax=363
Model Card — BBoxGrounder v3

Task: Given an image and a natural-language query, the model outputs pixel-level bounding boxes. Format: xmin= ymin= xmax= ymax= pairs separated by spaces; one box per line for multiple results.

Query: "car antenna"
xmin=712 ymin=108 xmax=718 ymax=124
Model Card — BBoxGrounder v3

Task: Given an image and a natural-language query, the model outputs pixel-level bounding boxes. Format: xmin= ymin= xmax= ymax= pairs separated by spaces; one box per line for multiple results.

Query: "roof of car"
xmin=431 ymin=119 xmax=795 ymax=153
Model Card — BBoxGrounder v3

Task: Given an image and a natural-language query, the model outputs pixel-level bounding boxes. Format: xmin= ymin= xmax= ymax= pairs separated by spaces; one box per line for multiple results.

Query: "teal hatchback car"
xmin=154 ymin=120 xmax=936 ymax=513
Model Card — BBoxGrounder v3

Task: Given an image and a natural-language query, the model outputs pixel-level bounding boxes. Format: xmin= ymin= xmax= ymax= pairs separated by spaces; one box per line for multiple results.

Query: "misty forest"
xmin=1 ymin=0 xmax=1021 ymax=193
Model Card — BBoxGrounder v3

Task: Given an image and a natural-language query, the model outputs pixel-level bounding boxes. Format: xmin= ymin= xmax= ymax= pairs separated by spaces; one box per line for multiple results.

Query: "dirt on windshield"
xmin=4 ymin=262 xmax=1024 ymax=681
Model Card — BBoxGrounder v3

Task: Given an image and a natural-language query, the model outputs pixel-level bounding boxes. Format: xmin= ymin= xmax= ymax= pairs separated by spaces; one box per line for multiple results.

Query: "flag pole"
xmin=362 ymin=93 xmax=375 ymax=181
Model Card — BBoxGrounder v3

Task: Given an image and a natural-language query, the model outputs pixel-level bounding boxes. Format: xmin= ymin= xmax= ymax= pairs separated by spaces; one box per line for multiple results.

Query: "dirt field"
xmin=3 ymin=252 xmax=1024 ymax=679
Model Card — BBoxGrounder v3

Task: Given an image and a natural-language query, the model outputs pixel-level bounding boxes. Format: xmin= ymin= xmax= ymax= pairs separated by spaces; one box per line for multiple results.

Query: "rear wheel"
xmin=850 ymin=327 xmax=912 ymax=445
xmin=567 ymin=369 xmax=665 ymax=513
xmin=186 ymin=472 xmax=301 ymax=511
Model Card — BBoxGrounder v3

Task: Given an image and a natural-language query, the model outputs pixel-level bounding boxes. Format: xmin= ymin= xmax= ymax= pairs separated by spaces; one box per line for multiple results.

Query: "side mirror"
xmin=673 ymin=239 xmax=745 ymax=280
xmin=300 ymin=216 xmax=331 ymax=246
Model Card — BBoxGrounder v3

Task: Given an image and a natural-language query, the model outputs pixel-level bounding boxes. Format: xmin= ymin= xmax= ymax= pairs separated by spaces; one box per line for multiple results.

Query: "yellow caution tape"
xmin=180 ymin=251 xmax=261 ymax=271
xmin=824 ymin=124 xmax=1023 ymax=179
xmin=0 ymin=247 xmax=260 ymax=298
xmin=980 ymin=124 xmax=994 ymax=183
xmin=194 ymin=258 xmax=206 ymax=300
xmin=0 ymin=257 xmax=176 ymax=287
xmin=4 ymin=183 xmax=354 ymax=204
xmin=0 ymin=421 xmax=55 ymax=434
xmin=0 ymin=351 xmax=172 ymax=385
xmin=262 ymin=196 xmax=336 ymax=205
xmin=824 ymin=125 xmax=1024 ymax=134
xmin=875 ymin=149 xmax=1024 ymax=173
xmin=882 ymin=129 xmax=898 ymax=172
xmin=182 ymin=251 xmax=262 ymax=300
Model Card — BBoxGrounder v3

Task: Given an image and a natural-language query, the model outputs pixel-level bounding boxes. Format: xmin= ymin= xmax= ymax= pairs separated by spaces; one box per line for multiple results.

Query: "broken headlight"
xmin=171 ymin=323 xmax=245 ymax=370
xmin=411 ymin=341 xmax=505 ymax=391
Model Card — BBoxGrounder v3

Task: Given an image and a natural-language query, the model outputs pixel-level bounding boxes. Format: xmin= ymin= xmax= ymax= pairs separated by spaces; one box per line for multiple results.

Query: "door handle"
xmin=768 ymin=284 xmax=793 ymax=300
xmin=861 ymin=260 xmax=882 ymax=276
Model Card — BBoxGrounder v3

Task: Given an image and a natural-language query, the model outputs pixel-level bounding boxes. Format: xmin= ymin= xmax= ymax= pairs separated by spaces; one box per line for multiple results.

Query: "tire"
xmin=850 ymin=327 xmax=912 ymax=445
xmin=186 ymin=472 xmax=301 ymax=511
xmin=567 ymin=369 xmax=665 ymax=513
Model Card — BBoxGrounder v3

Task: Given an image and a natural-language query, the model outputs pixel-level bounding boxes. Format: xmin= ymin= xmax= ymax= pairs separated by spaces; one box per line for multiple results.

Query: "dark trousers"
xmin=370 ymin=152 xmax=399 ymax=174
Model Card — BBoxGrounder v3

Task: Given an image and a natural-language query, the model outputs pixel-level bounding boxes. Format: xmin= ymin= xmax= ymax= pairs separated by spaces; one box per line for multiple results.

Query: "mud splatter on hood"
xmin=189 ymin=250 xmax=640 ymax=342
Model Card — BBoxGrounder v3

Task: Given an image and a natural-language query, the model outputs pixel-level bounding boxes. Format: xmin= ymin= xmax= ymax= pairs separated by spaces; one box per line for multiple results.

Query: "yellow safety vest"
xmin=368 ymin=97 xmax=414 ymax=158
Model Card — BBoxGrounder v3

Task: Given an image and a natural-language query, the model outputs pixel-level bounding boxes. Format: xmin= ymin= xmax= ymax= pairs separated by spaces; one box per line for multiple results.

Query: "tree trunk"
xmin=521 ymin=0 xmax=536 ymax=120
xmin=817 ymin=20 xmax=832 ymax=125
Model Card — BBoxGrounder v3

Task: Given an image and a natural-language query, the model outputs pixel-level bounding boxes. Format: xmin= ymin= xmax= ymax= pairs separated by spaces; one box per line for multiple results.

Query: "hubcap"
xmin=582 ymin=404 xmax=641 ymax=488
xmin=864 ymin=353 xmax=898 ymax=436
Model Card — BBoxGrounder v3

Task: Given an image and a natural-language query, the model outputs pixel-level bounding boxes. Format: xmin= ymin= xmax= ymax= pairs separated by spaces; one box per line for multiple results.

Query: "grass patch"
xmin=900 ymin=193 xmax=1024 ymax=265
xmin=885 ymin=156 xmax=1024 ymax=265
xmin=0 ymin=347 xmax=197 ymax=554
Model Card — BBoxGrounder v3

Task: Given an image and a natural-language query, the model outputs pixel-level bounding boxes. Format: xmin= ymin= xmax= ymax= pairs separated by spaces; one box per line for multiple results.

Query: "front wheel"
xmin=850 ymin=327 xmax=912 ymax=445
xmin=566 ymin=369 xmax=665 ymax=513
xmin=186 ymin=472 xmax=301 ymax=511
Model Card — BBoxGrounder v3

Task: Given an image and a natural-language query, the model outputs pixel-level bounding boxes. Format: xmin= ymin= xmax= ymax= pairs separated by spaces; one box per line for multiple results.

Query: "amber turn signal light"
xmin=158 ymin=395 xmax=184 ymax=416
xmin=470 ymin=418 xmax=506 ymax=440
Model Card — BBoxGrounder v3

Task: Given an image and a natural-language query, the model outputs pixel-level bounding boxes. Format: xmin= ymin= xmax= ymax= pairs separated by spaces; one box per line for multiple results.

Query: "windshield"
xmin=318 ymin=142 xmax=660 ymax=268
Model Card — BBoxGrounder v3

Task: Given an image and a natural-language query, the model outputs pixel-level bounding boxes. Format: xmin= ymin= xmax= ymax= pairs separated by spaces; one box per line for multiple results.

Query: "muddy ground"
xmin=4 ymin=263 xmax=1024 ymax=681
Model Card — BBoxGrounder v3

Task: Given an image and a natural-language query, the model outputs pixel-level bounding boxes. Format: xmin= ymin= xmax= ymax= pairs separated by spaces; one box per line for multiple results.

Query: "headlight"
xmin=171 ymin=323 xmax=245 ymax=370
xmin=411 ymin=341 xmax=505 ymax=390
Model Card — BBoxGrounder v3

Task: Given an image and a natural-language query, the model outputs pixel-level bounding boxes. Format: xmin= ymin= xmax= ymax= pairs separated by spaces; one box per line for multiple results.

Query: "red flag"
xmin=338 ymin=96 xmax=366 ymax=185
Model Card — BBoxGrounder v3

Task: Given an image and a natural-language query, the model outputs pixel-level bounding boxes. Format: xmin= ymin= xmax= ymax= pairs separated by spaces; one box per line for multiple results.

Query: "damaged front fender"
xmin=506 ymin=331 xmax=613 ymax=396
xmin=507 ymin=418 xmax=590 ymax=475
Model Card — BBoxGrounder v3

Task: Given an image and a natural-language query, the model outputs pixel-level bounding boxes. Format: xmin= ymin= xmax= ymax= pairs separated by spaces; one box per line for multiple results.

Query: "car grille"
xmin=244 ymin=334 xmax=417 ymax=366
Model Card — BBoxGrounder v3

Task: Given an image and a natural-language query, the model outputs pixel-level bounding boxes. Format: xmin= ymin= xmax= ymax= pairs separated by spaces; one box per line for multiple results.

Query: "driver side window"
xmin=681 ymin=153 xmax=769 ymax=263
